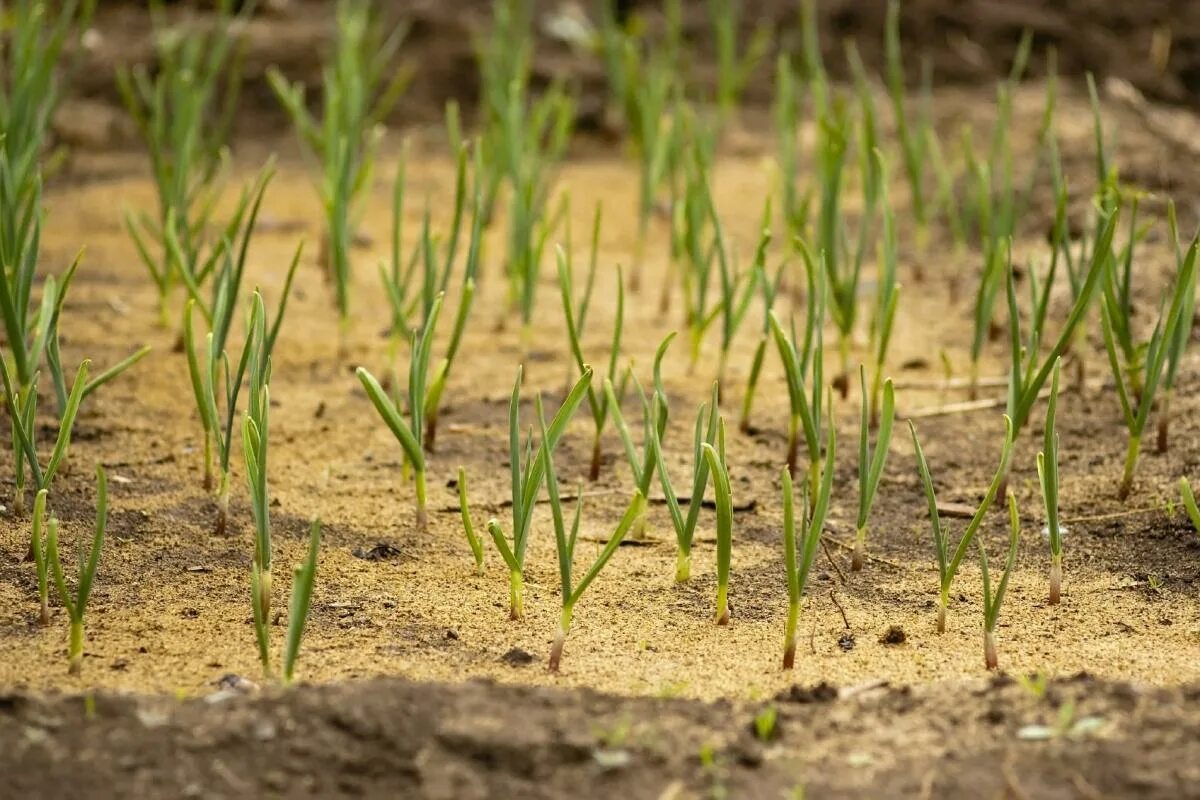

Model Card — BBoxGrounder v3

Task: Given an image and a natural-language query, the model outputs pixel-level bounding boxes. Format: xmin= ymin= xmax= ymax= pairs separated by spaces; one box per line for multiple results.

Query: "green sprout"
xmin=269 ymin=0 xmax=411 ymax=325
xmin=911 ymin=415 xmax=1015 ymax=632
xmin=700 ymin=417 xmax=733 ymax=625
xmin=852 ymin=367 xmax=894 ymax=572
xmin=356 ymin=292 xmax=450 ymax=530
xmin=739 ymin=205 xmax=786 ymax=434
xmin=868 ymin=151 xmax=901 ymax=426
xmin=543 ymin=404 xmax=646 ymax=671
xmin=117 ymin=0 xmax=251 ymax=324
xmin=242 ymin=292 xmax=276 ymax=664
xmin=652 ymin=380 xmax=720 ymax=582
xmin=1178 ymin=478 xmax=1200 ymax=534
xmin=476 ymin=0 xmax=574 ymax=334
xmin=623 ymin=28 xmax=681 ymax=291
xmin=281 ymin=520 xmax=322 ymax=686
xmin=768 ymin=271 xmax=826 ymax=493
xmin=45 ymin=465 xmax=107 ymax=675
xmin=486 ymin=366 xmax=593 ymax=620
xmin=250 ymin=517 xmax=322 ymax=684
xmin=782 ymin=426 xmax=836 ymax=669
xmin=707 ymin=0 xmax=770 ymax=122
xmin=1102 ymin=228 xmax=1197 ymax=499
xmin=673 ymin=122 xmax=756 ymax=377
xmin=1157 ymin=202 xmax=1196 ymax=455
xmin=185 ymin=266 xmax=298 ymax=533
xmin=456 ymin=467 xmax=485 ymax=575
xmin=604 ymin=336 xmax=675 ymax=538
xmin=557 ymin=246 xmax=624 ymax=480
xmin=378 ymin=138 xmax=481 ymax=452
xmin=980 ymin=493 xmax=1020 ymax=671
xmin=773 ymin=54 xmax=810 ymax=240
xmin=1036 ymin=358 xmax=1063 ymax=604
xmin=29 ymin=489 xmax=51 ymax=625
xmin=884 ymin=0 xmax=931 ymax=242
xmin=1002 ymin=202 xmax=1118 ymax=493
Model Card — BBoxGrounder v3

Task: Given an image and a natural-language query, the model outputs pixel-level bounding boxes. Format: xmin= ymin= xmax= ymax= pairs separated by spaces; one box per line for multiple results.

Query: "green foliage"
xmin=269 ymin=0 xmax=411 ymax=322
xmin=1102 ymin=223 xmax=1197 ymax=499
xmin=544 ymin=398 xmax=646 ymax=670
xmin=45 ymin=465 xmax=107 ymax=675
xmin=700 ymin=418 xmax=733 ymax=625
xmin=853 ymin=367 xmax=893 ymax=571
xmin=484 ymin=366 xmax=592 ymax=620
xmin=979 ymin=493 xmax=1020 ymax=669
xmin=557 ymin=245 xmax=624 ymax=480
xmin=911 ymin=415 xmax=1015 ymax=632
xmin=1036 ymin=359 xmax=1063 ymax=603
xmin=707 ymin=0 xmax=770 ymax=121
xmin=118 ymin=0 xmax=252 ymax=321
xmin=185 ymin=261 xmax=298 ymax=533
xmin=781 ymin=424 xmax=835 ymax=668
xmin=652 ymin=380 xmax=720 ymax=583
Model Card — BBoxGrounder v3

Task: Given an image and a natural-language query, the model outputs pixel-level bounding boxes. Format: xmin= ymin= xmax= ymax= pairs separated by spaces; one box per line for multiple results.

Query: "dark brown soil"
xmin=3 ymin=674 xmax=1199 ymax=799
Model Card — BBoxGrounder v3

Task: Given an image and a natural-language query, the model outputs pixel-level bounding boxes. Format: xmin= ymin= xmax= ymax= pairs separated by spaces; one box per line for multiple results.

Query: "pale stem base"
xmin=674 ymin=548 xmax=692 ymax=583
xmin=1049 ymin=553 xmax=1063 ymax=605
xmin=415 ymin=470 xmax=428 ymax=530
xmin=509 ymin=569 xmax=525 ymax=621
xmin=782 ymin=601 xmax=799 ymax=670
xmin=714 ymin=583 xmax=729 ymax=626
xmin=548 ymin=607 xmax=573 ymax=672
xmin=68 ymin=620 xmax=84 ymax=676
xmin=851 ymin=525 xmax=867 ymax=572
xmin=984 ymin=629 xmax=998 ymax=670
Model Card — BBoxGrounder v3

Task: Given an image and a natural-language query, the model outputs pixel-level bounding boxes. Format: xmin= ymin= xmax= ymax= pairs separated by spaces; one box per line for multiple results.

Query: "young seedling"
xmin=476 ymin=0 xmax=574 ymax=331
xmin=868 ymin=151 xmax=901 ymax=426
xmin=557 ymin=246 xmax=624 ymax=480
xmin=242 ymin=292 xmax=275 ymax=644
xmin=378 ymin=138 xmax=481 ymax=451
xmin=651 ymin=376 xmax=720 ymax=582
xmin=456 ymin=467 xmax=485 ymax=575
xmin=768 ymin=269 xmax=826 ymax=492
xmin=485 ymin=366 xmax=593 ymax=620
xmin=1000 ymin=203 xmax=1118 ymax=495
xmin=281 ymin=520 xmax=322 ymax=685
xmin=700 ymin=417 xmax=733 ymax=625
xmin=1179 ymin=477 xmax=1200 ymax=533
xmin=45 ymin=465 xmax=108 ymax=675
xmin=740 ymin=205 xmax=786 ymax=433
xmin=356 ymin=293 xmax=446 ymax=529
xmin=29 ymin=489 xmax=51 ymax=625
xmin=773 ymin=54 xmax=810 ymax=241
xmin=707 ymin=0 xmax=770 ymax=123
xmin=782 ymin=425 xmax=836 ymax=668
xmin=185 ymin=267 xmax=298 ymax=532
xmin=117 ymin=0 xmax=252 ymax=323
xmin=251 ymin=518 xmax=322 ymax=684
xmin=1157 ymin=203 xmax=1196 ymax=454
xmin=980 ymin=493 xmax=1020 ymax=670
xmin=911 ymin=415 xmax=1015 ymax=632
xmin=1037 ymin=358 xmax=1064 ymax=604
xmin=624 ymin=30 xmax=681 ymax=291
xmin=853 ymin=366 xmax=894 ymax=572
xmin=269 ymin=0 xmax=411 ymax=325
xmin=676 ymin=147 xmax=761 ymax=383
xmin=1102 ymin=230 xmax=1197 ymax=499
xmin=604 ymin=335 xmax=676 ymax=539
xmin=883 ymin=0 xmax=931 ymax=243
xmin=542 ymin=403 xmax=646 ymax=671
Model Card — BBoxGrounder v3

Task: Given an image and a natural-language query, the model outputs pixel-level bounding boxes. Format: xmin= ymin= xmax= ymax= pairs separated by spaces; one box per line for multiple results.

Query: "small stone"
xmin=879 ymin=625 xmax=907 ymax=645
